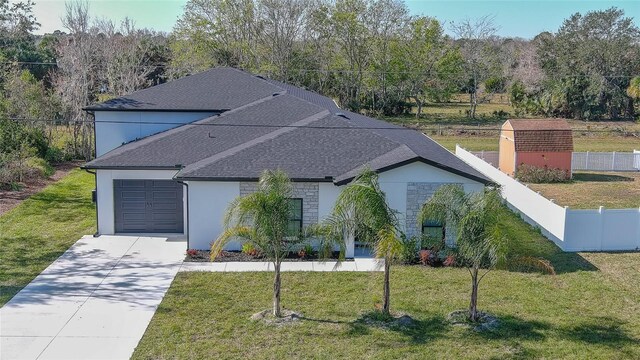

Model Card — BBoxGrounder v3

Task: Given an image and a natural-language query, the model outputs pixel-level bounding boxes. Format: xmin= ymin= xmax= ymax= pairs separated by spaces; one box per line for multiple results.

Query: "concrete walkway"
xmin=0 ymin=235 xmax=185 ymax=360
xmin=180 ymin=258 xmax=384 ymax=272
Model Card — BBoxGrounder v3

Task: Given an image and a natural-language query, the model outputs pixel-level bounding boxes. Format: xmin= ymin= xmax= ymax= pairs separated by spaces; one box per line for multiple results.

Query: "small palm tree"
xmin=420 ymin=185 xmax=505 ymax=322
xmin=211 ymin=169 xmax=301 ymax=317
xmin=456 ymin=191 xmax=505 ymax=322
xmin=323 ymin=168 xmax=403 ymax=315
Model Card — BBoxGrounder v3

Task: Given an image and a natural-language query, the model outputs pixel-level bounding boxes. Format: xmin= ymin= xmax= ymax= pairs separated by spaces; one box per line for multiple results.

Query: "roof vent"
xmin=255 ymin=75 xmax=266 ymax=80
xmin=272 ymin=91 xmax=286 ymax=97
xmin=335 ymin=112 xmax=350 ymax=119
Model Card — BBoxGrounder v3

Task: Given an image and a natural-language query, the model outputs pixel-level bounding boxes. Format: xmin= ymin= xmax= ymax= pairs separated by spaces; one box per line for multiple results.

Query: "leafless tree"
xmin=451 ymin=15 xmax=498 ymax=118
xmin=54 ymin=0 xmax=97 ymax=159
xmin=96 ymin=18 xmax=156 ymax=96
xmin=511 ymin=40 xmax=544 ymax=92
xmin=256 ymin=0 xmax=312 ymax=80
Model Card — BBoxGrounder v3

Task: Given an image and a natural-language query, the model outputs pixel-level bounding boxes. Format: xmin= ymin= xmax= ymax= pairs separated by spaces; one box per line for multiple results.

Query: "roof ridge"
xmin=176 ymin=109 xmax=331 ymax=178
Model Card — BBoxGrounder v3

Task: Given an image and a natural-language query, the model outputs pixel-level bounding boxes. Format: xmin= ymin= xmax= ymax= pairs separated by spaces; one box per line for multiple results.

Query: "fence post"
xmin=612 ymin=152 xmax=616 ymax=171
xmin=598 ymin=206 xmax=605 ymax=251
xmin=586 ymin=151 xmax=589 ymax=169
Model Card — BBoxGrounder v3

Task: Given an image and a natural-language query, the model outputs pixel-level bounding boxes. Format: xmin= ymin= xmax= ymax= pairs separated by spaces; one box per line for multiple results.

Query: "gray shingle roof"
xmin=84 ymin=68 xmax=283 ymax=112
xmin=84 ymin=68 xmax=490 ymax=185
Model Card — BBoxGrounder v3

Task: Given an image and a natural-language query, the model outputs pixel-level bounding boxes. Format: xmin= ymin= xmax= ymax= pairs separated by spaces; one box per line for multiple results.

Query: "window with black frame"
xmin=422 ymin=219 xmax=445 ymax=240
xmin=287 ymin=198 xmax=303 ymax=236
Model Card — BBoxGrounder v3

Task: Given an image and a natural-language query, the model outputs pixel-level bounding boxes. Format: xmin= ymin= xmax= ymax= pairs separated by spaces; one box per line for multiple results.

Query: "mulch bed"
xmin=185 ymin=250 xmax=351 ymax=262
xmin=0 ymin=161 xmax=82 ymax=216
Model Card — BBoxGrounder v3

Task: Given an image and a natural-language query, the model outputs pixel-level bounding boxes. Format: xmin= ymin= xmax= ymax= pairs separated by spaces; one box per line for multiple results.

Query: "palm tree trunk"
xmin=273 ymin=260 xmax=282 ymax=317
xmin=383 ymin=256 xmax=391 ymax=315
xmin=469 ymin=267 xmax=479 ymax=322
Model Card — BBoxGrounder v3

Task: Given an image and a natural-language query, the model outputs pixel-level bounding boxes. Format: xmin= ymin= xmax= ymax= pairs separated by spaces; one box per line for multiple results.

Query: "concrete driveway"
xmin=0 ymin=235 xmax=185 ymax=360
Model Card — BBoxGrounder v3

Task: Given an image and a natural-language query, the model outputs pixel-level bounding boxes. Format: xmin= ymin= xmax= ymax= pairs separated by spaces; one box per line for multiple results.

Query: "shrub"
xmin=419 ymin=249 xmax=431 ymax=265
xmin=397 ymin=235 xmax=419 ymax=264
xmin=492 ymin=109 xmax=510 ymax=118
xmin=443 ymin=254 xmax=456 ymax=267
xmin=26 ymin=157 xmax=54 ymax=177
xmin=186 ymin=249 xmax=198 ymax=257
xmin=0 ymin=118 xmax=49 ymax=158
xmin=241 ymin=243 xmax=261 ymax=257
xmin=0 ymin=143 xmax=52 ymax=189
xmin=44 ymin=146 xmax=65 ymax=164
xmin=515 ymin=164 xmax=571 ymax=183
xmin=298 ymin=243 xmax=315 ymax=259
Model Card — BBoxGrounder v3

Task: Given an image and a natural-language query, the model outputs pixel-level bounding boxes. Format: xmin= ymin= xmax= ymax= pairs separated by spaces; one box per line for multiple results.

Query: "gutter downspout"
xmin=84 ymin=110 xmax=99 ymax=237
xmin=84 ymin=168 xmax=100 ymax=237
xmin=87 ymin=110 xmax=96 ymax=158
xmin=176 ymin=180 xmax=190 ymax=250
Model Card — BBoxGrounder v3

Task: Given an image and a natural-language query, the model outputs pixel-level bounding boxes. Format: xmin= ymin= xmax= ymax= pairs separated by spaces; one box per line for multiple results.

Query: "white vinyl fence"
xmin=472 ymin=150 xmax=640 ymax=172
xmin=572 ymin=151 xmax=640 ymax=171
xmin=457 ymin=146 xmax=640 ymax=252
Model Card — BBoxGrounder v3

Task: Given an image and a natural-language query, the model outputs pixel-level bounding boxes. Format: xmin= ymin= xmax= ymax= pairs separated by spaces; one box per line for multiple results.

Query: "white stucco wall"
xmin=378 ymin=161 xmax=484 ymax=232
xmin=318 ymin=182 xmax=342 ymax=221
xmin=94 ymin=111 xmax=216 ymax=156
xmin=187 ymin=181 xmax=241 ymax=250
xmin=185 ymin=161 xmax=484 ymax=251
xmin=95 ymin=169 xmax=185 ymax=235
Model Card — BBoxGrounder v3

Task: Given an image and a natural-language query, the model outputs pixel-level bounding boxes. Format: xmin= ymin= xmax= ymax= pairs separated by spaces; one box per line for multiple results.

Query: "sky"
xmin=21 ymin=0 xmax=640 ymax=39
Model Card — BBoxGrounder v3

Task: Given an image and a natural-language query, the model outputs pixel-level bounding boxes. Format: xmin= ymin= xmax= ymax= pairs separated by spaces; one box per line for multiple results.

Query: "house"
xmin=83 ymin=68 xmax=490 ymax=256
xmin=498 ymin=119 xmax=573 ymax=178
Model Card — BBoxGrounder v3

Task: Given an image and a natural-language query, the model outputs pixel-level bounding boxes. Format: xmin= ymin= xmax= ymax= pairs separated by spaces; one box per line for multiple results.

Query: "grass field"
xmin=528 ymin=172 xmax=640 ymax=209
xmin=133 ymin=207 xmax=640 ymax=360
xmin=0 ymin=169 xmax=95 ymax=306
xmin=385 ymin=94 xmax=640 ymax=153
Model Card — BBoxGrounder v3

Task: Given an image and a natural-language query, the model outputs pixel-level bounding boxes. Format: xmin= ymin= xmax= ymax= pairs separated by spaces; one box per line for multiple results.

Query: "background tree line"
xmin=1 ymin=0 xmax=639 ymax=188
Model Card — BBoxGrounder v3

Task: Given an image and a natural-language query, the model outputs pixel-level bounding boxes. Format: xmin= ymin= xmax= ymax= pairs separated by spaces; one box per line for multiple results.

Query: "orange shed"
xmin=498 ymin=119 xmax=573 ymax=178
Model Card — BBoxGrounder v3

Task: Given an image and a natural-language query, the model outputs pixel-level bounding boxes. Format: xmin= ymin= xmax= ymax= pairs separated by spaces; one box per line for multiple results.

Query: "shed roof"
xmin=503 ymin=119 xmax=573 ymax=152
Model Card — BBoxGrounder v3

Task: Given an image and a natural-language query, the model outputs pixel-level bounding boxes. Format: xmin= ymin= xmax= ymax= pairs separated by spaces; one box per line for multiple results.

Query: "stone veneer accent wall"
xmin=405 ymin=182 xmax=459 ymax=243
xmin=239 ymin=182 xmax=319 ymax=227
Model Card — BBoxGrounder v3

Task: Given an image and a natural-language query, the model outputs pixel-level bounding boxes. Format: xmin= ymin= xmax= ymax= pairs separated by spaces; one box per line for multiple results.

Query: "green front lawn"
xmin=0 ymin=168 xmax=95 ymax=306
xmin=133 ymin=208 xmax=639 ymax=359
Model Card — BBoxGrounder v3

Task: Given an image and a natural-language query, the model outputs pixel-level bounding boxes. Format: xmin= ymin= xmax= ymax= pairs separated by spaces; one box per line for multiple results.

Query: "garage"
xmin=114 ymin=179 xmax=184 ymax=233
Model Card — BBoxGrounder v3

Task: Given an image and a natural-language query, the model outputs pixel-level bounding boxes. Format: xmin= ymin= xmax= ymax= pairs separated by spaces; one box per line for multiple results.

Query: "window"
xmin=422 ymin=220 xmax=444 ymax=240
xmin=287 ymin=198 xmax=303 ymax=236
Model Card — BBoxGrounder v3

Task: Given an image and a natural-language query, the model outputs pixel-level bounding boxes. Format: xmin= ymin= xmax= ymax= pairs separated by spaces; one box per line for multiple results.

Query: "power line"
xmin=3 ymin=116 xmax=639 ymax=135
xmin=2 ymin=61 xmax=638 ymax=78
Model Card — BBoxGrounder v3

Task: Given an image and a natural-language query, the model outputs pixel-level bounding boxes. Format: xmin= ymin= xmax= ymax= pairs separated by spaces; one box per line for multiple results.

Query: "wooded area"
xmin=1 ymin=0 xmax=639 ymax=190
